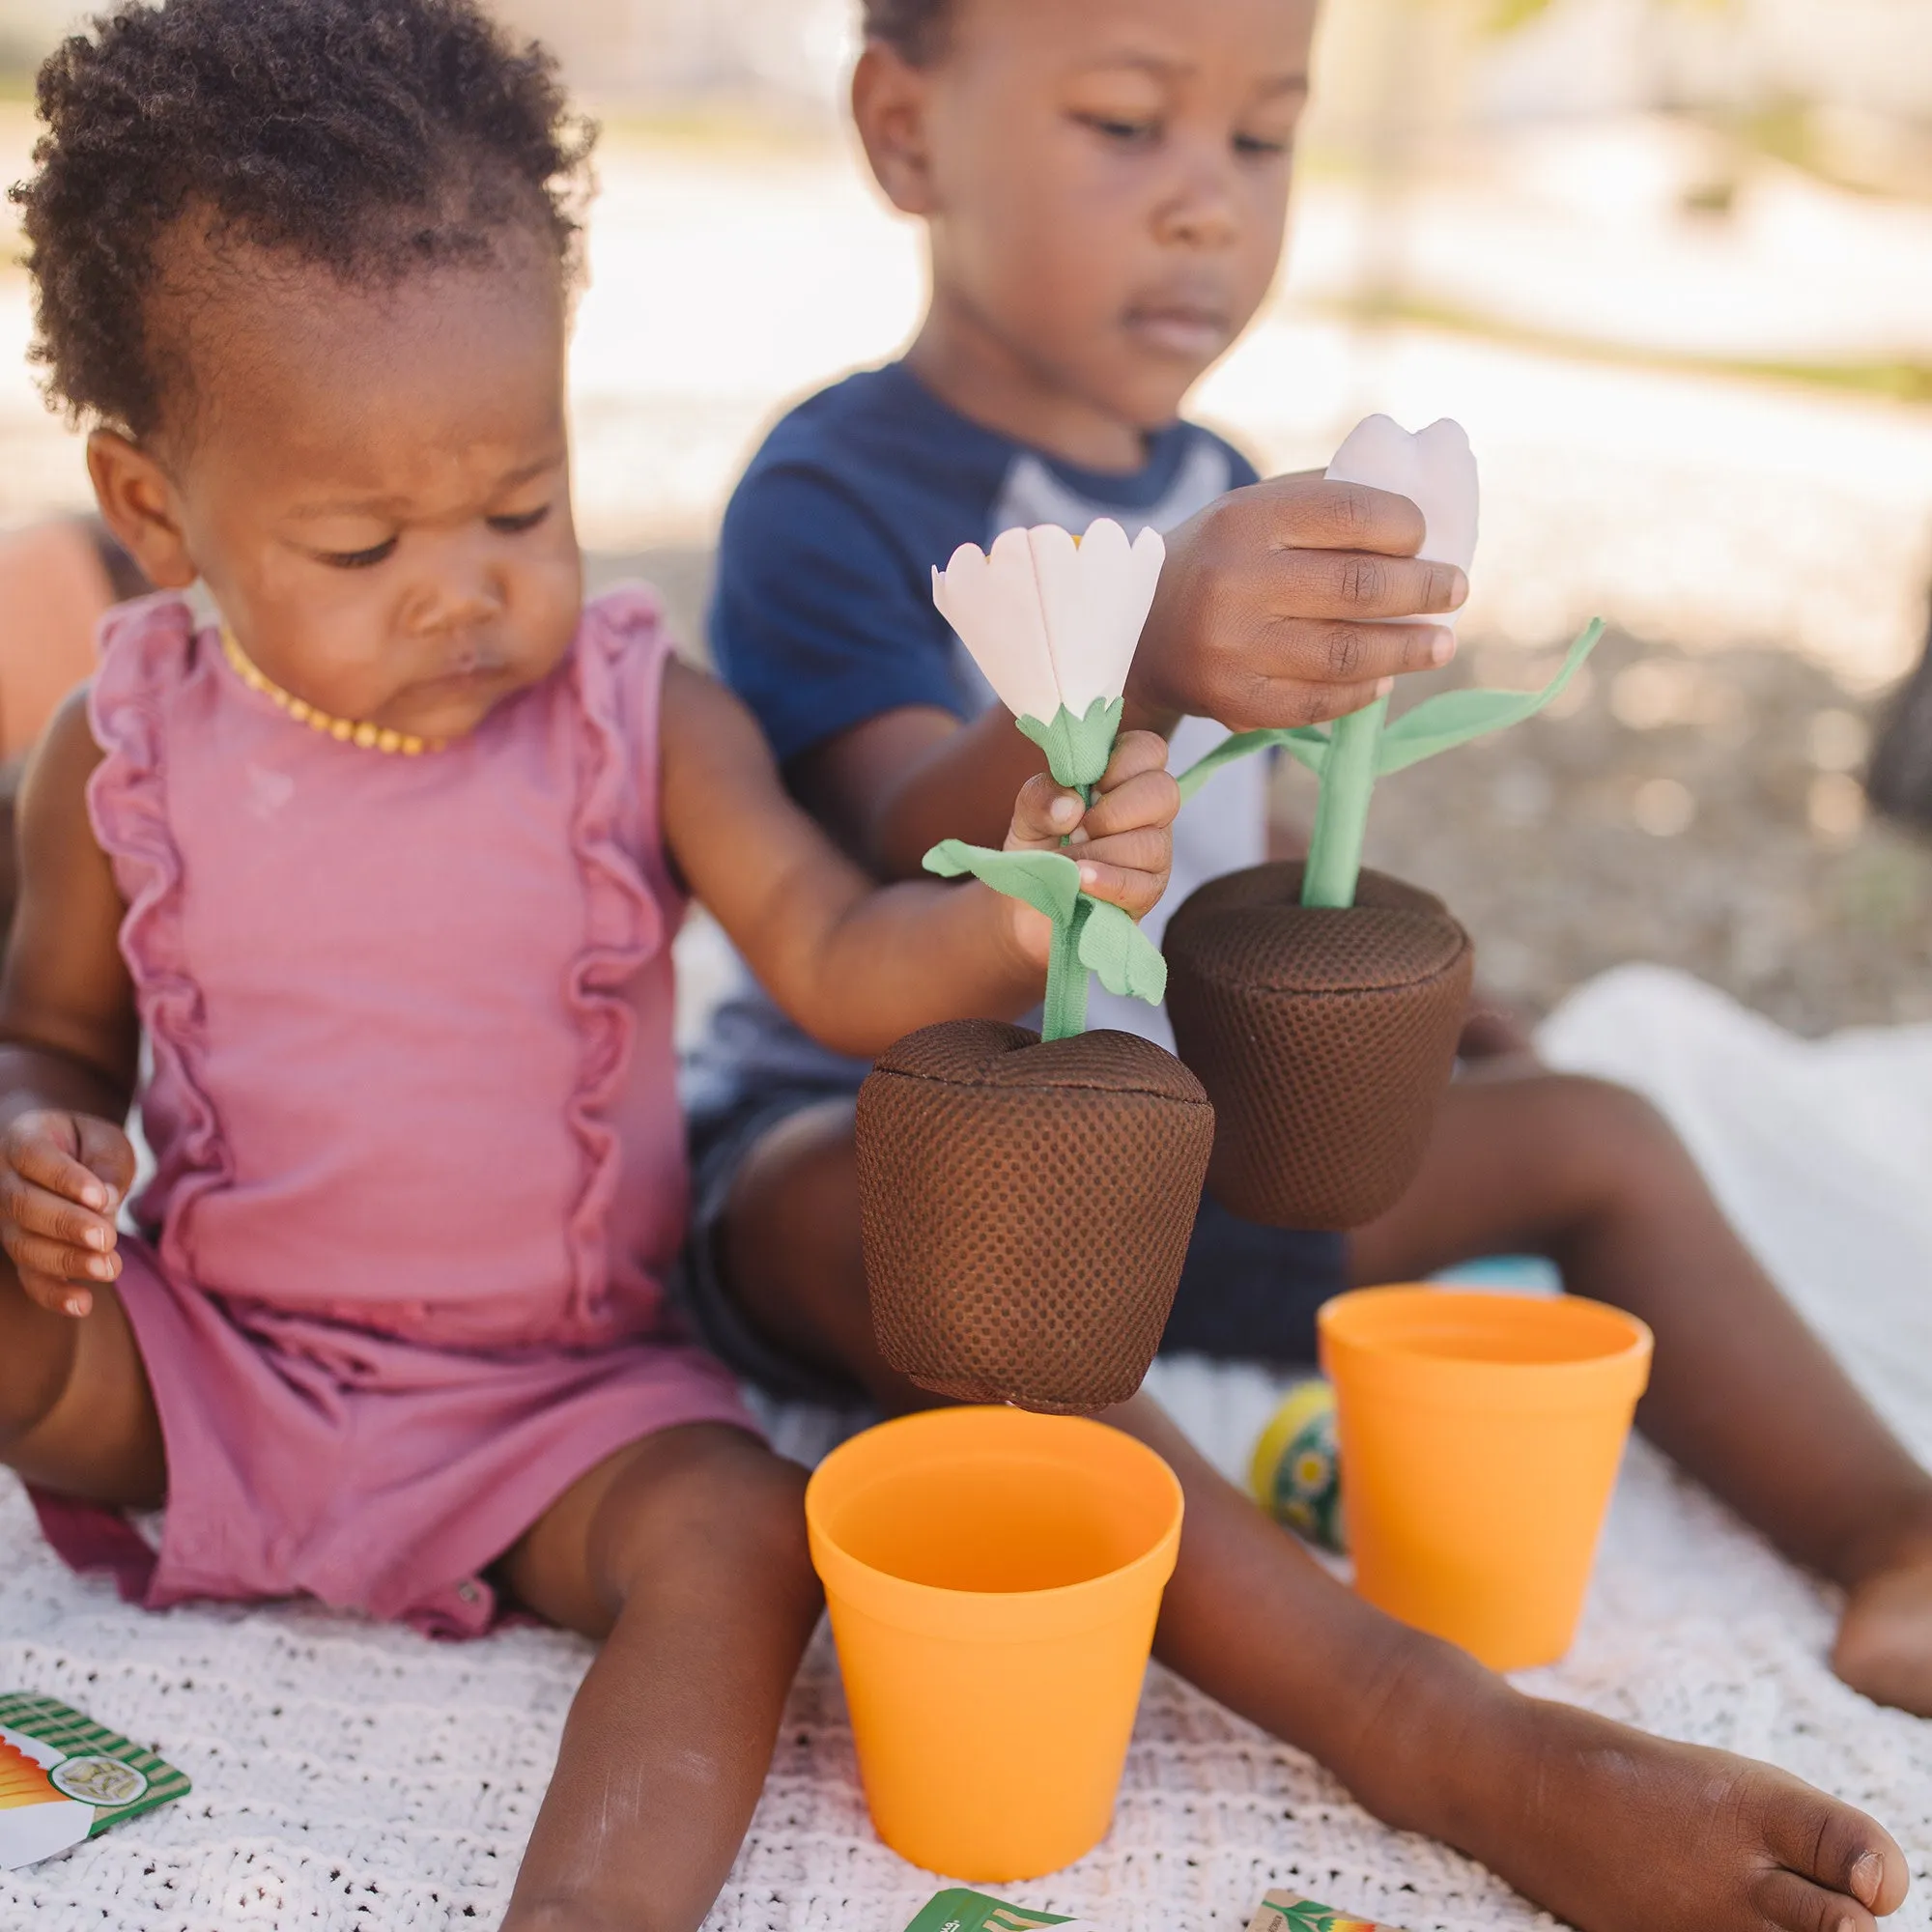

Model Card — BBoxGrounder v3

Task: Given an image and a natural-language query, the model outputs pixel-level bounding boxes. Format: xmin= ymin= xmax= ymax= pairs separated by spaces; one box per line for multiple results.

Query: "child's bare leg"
xmin=0 ymin=1255 xmax=163 ymax=1506
xmin=498 ymin=1423 xmax=821 ymax=1932
xmin=1353 ymin=1068 xmax=1932 ymax=1715
xmin=719 ymin=1102 xmax=1910 ymax=1932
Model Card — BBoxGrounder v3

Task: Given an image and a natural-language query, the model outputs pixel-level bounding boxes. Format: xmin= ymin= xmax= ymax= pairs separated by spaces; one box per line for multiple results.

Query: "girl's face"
xmin=91 ymin=232 xmax=582 ymax=745
xmin=863 ymin=0 xmax=1318 ymax=432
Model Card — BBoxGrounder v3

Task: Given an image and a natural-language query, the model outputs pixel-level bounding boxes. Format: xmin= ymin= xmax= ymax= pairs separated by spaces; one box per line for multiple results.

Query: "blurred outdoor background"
xmin=3 ymin=0 xmax=1930 ymax=1031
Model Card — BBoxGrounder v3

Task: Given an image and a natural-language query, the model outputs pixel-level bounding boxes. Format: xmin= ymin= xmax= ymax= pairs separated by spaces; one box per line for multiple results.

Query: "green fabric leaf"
xmin=922 ymin=839 xmax=1164 ymax=1031
xmin=1176 ymin=724 xmax=1331 ymax=802
xmin=1375 ymin=618 xmax=1605 ymax=776
xmin=923 ymin=839 xmax=1082 ymax=925
xmin=1075 ymin=895 xmax=1168 ymax=1006
xmin=1015 ymin=696 xmax=1124 ymax=791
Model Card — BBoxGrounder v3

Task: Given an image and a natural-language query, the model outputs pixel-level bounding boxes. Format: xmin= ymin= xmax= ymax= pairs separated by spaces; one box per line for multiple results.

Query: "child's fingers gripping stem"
xmin=0 ymin=1109 xmax=136 ymax=1318
xmin=1003 ymin=728 xmax=1177 ymax=922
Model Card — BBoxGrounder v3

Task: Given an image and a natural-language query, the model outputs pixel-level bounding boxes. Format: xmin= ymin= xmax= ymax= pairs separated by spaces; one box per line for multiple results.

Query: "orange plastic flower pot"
xmin=805 ymin=1406 xmax=1182 ymax=1882
xmin=1319 ymin=1287 xmax=1653 ymax=1670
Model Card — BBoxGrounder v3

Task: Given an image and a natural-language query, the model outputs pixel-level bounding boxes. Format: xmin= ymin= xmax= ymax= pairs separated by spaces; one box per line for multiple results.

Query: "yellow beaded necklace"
xmin=221 ymin=631 xmax=441 ymax=756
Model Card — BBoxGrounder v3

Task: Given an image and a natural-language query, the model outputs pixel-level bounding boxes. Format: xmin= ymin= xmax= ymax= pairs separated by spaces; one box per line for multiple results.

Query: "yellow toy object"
xmin=805 ymin=1406 xmax=1182 ymax=1883
xmin=1319 ymin=1287 xmax=1652 ymax=1671
xmin=1248 ymin=1378 xmax=1346 ymax=1553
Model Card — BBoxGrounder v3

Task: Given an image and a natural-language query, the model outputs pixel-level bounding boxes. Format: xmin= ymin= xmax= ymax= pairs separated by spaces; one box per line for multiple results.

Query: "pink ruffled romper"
xmin=33 ymin=587 xmax=756 ymax=1636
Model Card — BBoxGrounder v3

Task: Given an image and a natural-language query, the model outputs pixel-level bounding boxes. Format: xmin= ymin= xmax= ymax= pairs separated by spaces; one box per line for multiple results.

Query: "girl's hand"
xmin=0 ymin=1109 xmax=136 ymax=1318
xmin=1001 ymin=729 xmax=1179 ymax=967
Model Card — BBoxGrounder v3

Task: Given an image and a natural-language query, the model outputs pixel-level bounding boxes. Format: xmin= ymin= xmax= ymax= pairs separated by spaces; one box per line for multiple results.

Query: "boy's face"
xmin=862 ymin=0 xmax=1317 ymax=434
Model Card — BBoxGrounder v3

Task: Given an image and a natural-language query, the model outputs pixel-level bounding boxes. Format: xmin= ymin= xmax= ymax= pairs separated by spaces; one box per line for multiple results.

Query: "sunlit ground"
xmin=3 ymin=107 xmax=1929 ymax=1025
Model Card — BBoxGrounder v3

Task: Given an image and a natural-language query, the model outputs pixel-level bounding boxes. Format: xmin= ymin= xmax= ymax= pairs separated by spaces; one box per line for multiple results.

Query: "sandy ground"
xmin=6 ymin=112 xmax=1931 ymax=1035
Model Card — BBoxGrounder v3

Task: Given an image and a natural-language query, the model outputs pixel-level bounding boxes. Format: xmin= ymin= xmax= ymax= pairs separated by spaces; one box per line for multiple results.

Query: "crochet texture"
xmin=7 ymin=1352 xmax=1932 ymax=1930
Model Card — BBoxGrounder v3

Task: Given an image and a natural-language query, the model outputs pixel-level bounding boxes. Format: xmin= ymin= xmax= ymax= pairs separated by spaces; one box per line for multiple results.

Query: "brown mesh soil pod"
xmin=857 ymin=1018 xmax=1215 ymax=1414
xmin=1163 ymin=861 xmax=1472 ymax=1233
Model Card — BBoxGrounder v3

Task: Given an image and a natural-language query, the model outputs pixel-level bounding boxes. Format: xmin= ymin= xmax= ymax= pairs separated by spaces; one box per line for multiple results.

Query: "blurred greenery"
xmin=1329 ymin=291 xmax=1932 ymax=407
xmin=1488 ymin=0 xmax=1731 ymax=27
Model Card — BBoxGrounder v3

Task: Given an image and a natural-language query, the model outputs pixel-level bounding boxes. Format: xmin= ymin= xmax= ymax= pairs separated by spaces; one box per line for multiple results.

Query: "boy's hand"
xmin=1001 ymin=728 xmax=1177 ymax=966
xmin=1128 ymin=473 xmax=1467 ymax=732
xmin=0 ymin=1109 xmax=136 ymax=1318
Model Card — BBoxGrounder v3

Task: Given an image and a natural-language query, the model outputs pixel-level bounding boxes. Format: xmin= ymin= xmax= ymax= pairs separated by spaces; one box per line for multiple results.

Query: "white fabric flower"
xmin=931 ymin=517 xmax=1166 ymax=724
xmin=1325 ymin=415 xmax=1479 ymax=621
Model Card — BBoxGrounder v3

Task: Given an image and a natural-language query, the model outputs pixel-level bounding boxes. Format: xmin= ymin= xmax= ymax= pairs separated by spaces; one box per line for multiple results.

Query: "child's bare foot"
xmin=1445 ymin=1694 xmax=1909 ymax=1932
xmin=1833 ymin=1534 xmax=1932 ymax=1717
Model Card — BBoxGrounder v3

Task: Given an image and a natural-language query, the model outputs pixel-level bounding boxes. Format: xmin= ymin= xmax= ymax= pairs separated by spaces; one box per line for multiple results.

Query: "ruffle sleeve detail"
xmin=558 ymin=586 xmax=680 ymax=1334
xmin=84 ymin=595 xmax=231 ymax=1273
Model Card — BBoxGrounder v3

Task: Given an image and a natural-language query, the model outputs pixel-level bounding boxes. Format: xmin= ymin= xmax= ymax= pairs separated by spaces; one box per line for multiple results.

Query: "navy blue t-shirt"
xmin=690 ymin=359 xmax=1269 ymax=1116
xmin=712 ymin=360 xmax=1259 ymax=762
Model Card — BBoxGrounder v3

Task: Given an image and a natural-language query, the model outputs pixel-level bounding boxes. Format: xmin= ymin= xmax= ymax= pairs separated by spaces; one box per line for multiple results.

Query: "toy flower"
xmin=933 ymin=518 xmax=1165 ymax=791
xmin=1176 ymin=414 xmax=1603 ymax=909
xmin=1162 ymin=414 xmax=1608 ymax=1231
xmin=923 ymin=517 xmax=1169 ymax=1042
xmin=1325 ymin=413 xmax=1478 ymax=595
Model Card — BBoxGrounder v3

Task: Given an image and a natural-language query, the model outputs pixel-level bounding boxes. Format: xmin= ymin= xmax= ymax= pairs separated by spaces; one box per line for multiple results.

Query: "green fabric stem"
xmin=922 ymin=837 xmax=1168 ymax=1040
xmin=1299 ymin=694 xmax=1386 ymax=909
xmin=1167 ymin=617 xmax=1607 ymax=910
xmin=1015 ymin=696 xmax=1124 ymax=792
xmin=1042 ymin=905 xmax=1090 ymax=1040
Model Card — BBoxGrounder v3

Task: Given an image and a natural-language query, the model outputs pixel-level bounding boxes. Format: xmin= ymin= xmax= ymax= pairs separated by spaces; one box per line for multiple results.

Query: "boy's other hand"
xmin=1001 ymin=729 xmax=1177 ymax=963
xmin=0 ymin=1108 xmax=135 ymax=1318
xmin=1129 ymin=473 xmax=1467 ymax=732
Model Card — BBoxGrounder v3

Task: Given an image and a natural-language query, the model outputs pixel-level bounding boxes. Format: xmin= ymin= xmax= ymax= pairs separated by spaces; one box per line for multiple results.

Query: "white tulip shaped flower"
xmin=1325 ymin=415 xmax=1478 ymax=619
xmin=1171 ymin=412 xmax=1603 ymax=914
xmin=932 ymin=517 xmax=1165 ymax=789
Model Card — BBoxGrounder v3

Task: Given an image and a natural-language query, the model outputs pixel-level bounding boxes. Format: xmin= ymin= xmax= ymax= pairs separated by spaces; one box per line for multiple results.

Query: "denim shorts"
xmin=677 ymin=1082 xmax=1350 ymax=1404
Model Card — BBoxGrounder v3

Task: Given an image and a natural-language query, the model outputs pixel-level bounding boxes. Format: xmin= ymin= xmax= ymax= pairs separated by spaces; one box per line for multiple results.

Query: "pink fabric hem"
xmin=26 ymin=1487 xmax=158 ymax=1605
xmin=85 ymin=595 xmax=230 ymax=1285
xmin=33 ymin=1249 xmax=763 ymax=1639
xmin=558 ymin=587 xmax=674 ymax=1339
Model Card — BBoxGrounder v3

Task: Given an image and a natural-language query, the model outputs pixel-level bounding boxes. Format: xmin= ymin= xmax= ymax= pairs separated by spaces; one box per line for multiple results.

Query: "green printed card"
xmin=902 ymin=1888 xmax=1096 ymax=1931
xmin=1247 ymin=1891 xmax=1410 ymax=1932
xmin=0 ymin=1692 xmax=190 ymax=1869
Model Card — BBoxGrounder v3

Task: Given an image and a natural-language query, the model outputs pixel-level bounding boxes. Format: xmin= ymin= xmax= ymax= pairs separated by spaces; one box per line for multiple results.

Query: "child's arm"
xmin=659 ymin=661 xmax=1175 ymax=1058
xmin=790 ymin=474 xmax=1464 ymax=878
xmin=0 ymin=690 xmax=141 ymax=1319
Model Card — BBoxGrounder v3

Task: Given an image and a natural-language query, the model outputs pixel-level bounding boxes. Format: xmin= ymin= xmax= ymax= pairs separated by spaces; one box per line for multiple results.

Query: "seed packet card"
xmin=1248 ymin=1891 xmax=1410 ymax=1932
xmin=0 ymin=1691 xmax=191 ymax=1869
xmin=902 ymin=1888 xmax=1098 ymax=1931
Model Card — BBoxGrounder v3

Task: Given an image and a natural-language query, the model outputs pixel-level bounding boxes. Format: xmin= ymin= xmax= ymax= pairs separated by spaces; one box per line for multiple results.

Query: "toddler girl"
xmin=0 ymin=3 xmax=1177 ymax=1925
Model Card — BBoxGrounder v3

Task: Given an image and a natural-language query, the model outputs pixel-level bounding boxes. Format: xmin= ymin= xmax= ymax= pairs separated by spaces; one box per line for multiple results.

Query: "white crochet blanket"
xmin=6 ymin=968 xmax=1932 ymax=1931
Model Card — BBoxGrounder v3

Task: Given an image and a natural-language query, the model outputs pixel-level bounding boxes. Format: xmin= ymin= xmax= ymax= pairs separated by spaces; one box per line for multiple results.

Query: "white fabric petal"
xmin=1326 ymin=413 xmax=1480 ymax=627
xmin=1324 ymin=413 xmax=1423 ymax=503
xmin=1031 ymin=518 xmax=1164 ymax=715
xmin=1411 ymin=417 xmax=1479 ymax=573
xmin=931 ymin=527 xmax=1060 ymax=722
xmin=1122 ymin=523 xmax=1168 ymax=677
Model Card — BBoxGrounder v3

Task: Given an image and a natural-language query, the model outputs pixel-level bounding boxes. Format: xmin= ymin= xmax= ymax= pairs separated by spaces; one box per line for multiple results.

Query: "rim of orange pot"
xmin=806 ymin=1406 xmax=1183 ymax=1643
xmin=1319 ymin=1285 xmax=1653 ymax=1415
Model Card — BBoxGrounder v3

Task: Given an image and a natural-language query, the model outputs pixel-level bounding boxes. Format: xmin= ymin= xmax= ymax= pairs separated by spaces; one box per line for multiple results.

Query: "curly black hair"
xmin=12 ymin=0 xmax=596 ymax=440
xmin=863 ymin=0 xmax=953 ymax=65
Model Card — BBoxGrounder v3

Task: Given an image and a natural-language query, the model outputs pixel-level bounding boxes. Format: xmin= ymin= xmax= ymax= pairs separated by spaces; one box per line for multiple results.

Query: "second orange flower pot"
xmin=1319 ymin=1286 xmax=1653 ymax=1670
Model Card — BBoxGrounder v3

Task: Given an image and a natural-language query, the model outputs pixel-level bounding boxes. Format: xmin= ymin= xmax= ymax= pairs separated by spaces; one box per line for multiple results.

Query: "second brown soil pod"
xmin=856 ymin=1017 xmax=1214 ymax=1414
xmin=1163 ymin=860 xmax=1472 ymax=1232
